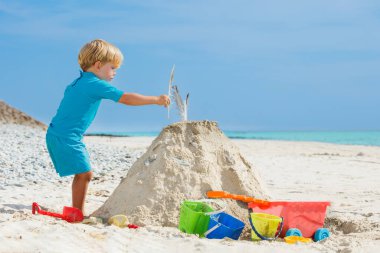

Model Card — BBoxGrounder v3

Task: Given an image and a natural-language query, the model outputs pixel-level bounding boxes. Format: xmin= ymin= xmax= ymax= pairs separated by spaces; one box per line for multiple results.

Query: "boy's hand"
xmin=157 ymin=95 xmax=171 ymax=107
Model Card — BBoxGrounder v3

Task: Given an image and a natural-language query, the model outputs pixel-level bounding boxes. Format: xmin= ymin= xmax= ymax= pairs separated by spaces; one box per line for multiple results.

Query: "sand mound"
xmin=0 ymin=100 xmax=46 ymax=129
xmin=93 ymin=121 xmax=268 ymax=227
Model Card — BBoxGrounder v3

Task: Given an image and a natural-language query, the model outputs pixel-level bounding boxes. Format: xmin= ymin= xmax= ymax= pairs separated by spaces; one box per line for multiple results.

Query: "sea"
xmin=86 ymin=131 xmax=380 ymax=147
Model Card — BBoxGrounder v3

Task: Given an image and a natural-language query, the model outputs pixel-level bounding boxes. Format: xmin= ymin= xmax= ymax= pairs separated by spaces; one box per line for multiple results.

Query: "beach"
xmin=1 ymin=124 xmax=379 ymax=253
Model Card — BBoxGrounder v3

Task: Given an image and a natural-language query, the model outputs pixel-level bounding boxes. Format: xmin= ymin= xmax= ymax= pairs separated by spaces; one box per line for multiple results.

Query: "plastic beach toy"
xmin=108 ymin=214 xmax=129 ymax=227
xmin=249 ymin=212 xmax=284 ymax=241
xmin=313 ymin=228 xmax=330 ymax=242
xmin=248 ymin=201 xmax=330 ymax=241
xmin=108 ymin=214 xmax=139 ymax=229
xmin=205 ymin=212 xmax=245 ymax=240
xmin=179 ymin=199 xmax=226 ymax=237
xmin=32 ymin=202 xmax=83 ymax=223
xmin=207 ymin=190 xmax=270 ymax=207
xmin=284 ymin=235 xmax=312 ymax=244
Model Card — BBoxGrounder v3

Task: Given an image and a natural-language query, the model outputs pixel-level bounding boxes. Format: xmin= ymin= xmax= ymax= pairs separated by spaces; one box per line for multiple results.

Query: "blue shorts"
xmin=46 ymin=132 xmax=91 ymax=177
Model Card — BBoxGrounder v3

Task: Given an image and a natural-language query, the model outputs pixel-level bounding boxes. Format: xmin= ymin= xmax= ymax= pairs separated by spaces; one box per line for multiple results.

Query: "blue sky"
xmin=1 ymin=0 xmax=379 ymax=132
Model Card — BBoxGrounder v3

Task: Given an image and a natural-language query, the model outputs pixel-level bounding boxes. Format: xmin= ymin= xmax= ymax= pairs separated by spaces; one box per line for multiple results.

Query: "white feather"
xmin=167 ymin=65 xmax=175 ymax=119
xmin=171 ymin=85 xmax=189 ymax=121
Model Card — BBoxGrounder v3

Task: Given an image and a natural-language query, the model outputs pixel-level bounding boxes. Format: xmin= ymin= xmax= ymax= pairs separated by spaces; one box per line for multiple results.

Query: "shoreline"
xmin=84 ymin=131 xmax=380 ymax=147
xmin=84 ymin=134 xmax=380 ymax=149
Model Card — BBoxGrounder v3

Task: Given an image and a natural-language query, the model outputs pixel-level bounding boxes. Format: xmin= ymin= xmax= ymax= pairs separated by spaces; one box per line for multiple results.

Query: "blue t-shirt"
xmin=48 ymin=71 xmax=124 ymax=140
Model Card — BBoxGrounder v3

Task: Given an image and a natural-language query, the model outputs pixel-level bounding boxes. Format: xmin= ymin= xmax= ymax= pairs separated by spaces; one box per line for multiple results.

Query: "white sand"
xmin=0 ymin=124 xmax=379 ymax=253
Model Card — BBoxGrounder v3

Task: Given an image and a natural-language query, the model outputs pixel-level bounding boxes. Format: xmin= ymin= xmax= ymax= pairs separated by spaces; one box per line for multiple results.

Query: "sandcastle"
xmin=92 ymin=121 xmax=268 ymax=227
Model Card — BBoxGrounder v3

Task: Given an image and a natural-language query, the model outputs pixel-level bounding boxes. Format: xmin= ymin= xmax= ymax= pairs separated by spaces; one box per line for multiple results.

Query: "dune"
xmin=0 ymin=100 xmax=46 ymax=129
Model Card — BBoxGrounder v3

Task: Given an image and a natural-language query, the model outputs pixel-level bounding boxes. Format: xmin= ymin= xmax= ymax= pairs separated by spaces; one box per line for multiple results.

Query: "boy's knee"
xmin=84 ymin=171 xmax=93 ymax=181
xmin=76 ymin=171 xmax=93 ymax=181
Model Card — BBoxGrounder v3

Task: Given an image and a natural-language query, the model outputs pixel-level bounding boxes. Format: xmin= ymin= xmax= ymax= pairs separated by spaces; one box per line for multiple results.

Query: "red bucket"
xmin=248 ymin=201 xmax=330 ymax=238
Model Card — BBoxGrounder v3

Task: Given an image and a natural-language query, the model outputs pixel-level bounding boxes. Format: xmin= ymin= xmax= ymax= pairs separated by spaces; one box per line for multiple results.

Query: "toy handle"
xmin=188 ymin=199 xmax=227 ymax=216
xmin=32 ymin=202 xmax=63 ymax=219
xmin=207 ymin=191 xmax=270 ymax=206
xmin=38 ymin=209 xmax=64 ymax=219
xmin=249 ymin=216 xmax=284 ymax=241
xmin=32 ymin=202 xmax=40 ymax=214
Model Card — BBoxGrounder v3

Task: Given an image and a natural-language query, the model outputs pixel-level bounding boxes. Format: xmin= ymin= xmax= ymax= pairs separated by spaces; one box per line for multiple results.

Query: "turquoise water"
xmin=224 ymin=131 xmax=380 ymax=147
xmin=86 ymin=131 xmax=380 ymax=147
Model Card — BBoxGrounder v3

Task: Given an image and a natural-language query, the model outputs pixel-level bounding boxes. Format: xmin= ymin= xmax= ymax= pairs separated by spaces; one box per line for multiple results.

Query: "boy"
xmin=46 ymin=39 xmax=170 ymax=213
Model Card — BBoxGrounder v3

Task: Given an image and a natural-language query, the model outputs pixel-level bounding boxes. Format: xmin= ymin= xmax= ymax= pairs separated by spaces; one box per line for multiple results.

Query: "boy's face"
xmin=97 ymin=62 xmax=118 ymax=81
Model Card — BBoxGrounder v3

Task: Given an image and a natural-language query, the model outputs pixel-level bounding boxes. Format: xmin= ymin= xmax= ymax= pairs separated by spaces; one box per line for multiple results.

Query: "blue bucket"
xmin=205 ymin=212 xmax=245 ymax=240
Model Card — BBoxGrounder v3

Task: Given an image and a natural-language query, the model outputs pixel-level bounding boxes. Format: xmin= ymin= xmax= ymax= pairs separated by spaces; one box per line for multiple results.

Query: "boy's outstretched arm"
xmin=118 ymin=93 xmax=170 ymax=107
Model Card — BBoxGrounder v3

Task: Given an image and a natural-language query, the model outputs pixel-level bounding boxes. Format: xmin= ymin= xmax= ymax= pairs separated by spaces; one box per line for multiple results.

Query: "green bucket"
xmin=178 ymin=200 xmax=215 ymax=237
xmin=250 ymin=213 xmax=283 ymax=241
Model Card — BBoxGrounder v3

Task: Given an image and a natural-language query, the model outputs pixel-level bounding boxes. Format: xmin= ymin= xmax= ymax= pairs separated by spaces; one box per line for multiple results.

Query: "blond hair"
xmin=78 ymin=39 xmax=123 ymax=71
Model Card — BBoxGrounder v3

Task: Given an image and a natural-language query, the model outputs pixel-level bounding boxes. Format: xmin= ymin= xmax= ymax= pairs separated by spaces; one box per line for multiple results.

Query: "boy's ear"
xmin=94 ymin=61 xmax=102 ymax=70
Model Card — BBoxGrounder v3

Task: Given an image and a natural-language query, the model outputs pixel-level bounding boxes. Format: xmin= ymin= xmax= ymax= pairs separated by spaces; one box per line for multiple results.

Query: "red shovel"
xmin=32 ymin=202 xmax=84 ymax=223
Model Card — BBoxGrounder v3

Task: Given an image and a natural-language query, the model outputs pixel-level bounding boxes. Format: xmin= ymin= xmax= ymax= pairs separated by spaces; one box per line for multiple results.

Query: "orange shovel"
xmin=207 ymin=191 xmax=270 ymax=207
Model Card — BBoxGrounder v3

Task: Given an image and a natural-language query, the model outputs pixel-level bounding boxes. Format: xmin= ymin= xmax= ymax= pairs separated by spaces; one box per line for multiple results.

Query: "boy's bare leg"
xmin=72 ymin=171 xmax=93 ymax=213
